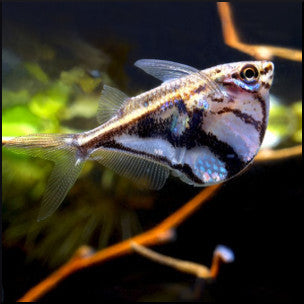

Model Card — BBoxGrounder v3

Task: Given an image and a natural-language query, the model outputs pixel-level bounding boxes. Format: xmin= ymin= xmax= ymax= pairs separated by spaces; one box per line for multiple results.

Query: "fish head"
xmin=203 ymin=61 xmax=274 ymax=124
xmin=198 ymin=61 xmax=274 ymax=169
xmin=209 ymin=60 xmax=274 ymax=99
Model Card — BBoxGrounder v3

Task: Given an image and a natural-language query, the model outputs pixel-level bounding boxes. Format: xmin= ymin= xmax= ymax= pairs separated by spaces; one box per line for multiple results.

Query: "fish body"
xmin=3 ymin=59 xmax=274 ymax=220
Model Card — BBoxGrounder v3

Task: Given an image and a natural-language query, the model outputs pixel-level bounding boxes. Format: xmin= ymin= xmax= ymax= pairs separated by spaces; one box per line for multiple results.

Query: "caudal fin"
xmin=3 ymin=134 xmax=84 ymax=221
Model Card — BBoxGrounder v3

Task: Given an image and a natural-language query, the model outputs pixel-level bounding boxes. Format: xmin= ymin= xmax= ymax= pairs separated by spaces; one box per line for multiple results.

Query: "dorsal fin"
xmin=134 ymin=59 xmax=199 ymax=82
xmin=135 ymin=59 xmax=224 ymax=97
xmin=97 ymin=85 xmax=129 ymax=124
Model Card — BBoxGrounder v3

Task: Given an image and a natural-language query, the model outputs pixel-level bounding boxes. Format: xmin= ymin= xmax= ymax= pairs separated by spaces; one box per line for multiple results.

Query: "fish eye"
xmin=240 ymin=64 xmax=259 ymax=84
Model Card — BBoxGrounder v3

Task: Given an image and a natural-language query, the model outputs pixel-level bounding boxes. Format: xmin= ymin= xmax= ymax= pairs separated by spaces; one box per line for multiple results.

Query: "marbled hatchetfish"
xmin=3 ymin=59 xmax=274 ymax=220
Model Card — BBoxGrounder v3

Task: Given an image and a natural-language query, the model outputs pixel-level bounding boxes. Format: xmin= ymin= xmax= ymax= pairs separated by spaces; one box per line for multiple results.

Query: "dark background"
xmin=2 ymin=1 xmax=302 ymax=302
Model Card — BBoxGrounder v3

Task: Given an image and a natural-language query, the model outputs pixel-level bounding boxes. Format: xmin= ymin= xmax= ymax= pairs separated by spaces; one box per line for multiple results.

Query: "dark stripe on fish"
xmin=253 ymin=92 xmax=267 ymax=143
xmin=193 ymin=84 xmax=206 ymax=94
xmin=127 ymin=108 xmax=245 ymax=178
xmin=175 ymin=99 xmax=187 ymax=114
xmin=260 ymin=64 xmax=273 ymax=75
xmin=261 ymin=82 xmax=271 ymax=89
xmin=182 ymin=109 xmax=246 ymax=177
xmin=80 ymin=79 xmax=217 ymax=150
xmin=172 ymin=163 xmax=203 ymax=184
xmin=187 ymin=110 xmax=246 ymax=177
xmin=216 ymin=107 xmax=262 ymax=132
xmin=211 ymin=97 xmax=224 ymax=103
xmin=198 ymin=131 xmax=246 ymax=178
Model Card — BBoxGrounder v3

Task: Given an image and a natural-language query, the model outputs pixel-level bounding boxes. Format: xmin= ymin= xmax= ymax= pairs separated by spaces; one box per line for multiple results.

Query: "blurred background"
xmin=2 ymin=1 xmax=302 ymax=302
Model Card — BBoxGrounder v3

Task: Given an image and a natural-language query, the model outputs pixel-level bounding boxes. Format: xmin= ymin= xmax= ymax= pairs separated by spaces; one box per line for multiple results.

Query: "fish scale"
xmin=2 ymin=59 xmax=274 ymax=220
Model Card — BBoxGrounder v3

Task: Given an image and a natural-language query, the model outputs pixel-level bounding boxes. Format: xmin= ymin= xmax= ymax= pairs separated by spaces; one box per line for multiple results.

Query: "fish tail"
xmin=2 ymin=133 xmax=85 ymax=221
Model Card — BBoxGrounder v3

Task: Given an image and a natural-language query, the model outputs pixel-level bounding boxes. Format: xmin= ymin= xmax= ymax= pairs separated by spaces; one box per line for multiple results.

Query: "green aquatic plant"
xmin=260 ymin=97 xmax=302 ymax=150
xmin=267 ymin=97 xmax=302 ymax=147
xmin=292 ymin=101 xmax=302 ymax=143
xmin=2 ymin=41 xmax=155 ymax=267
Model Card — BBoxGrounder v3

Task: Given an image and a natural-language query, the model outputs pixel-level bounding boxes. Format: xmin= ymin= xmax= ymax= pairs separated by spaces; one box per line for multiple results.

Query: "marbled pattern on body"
xmin=82 ymin=60 xmax=274 ymax=185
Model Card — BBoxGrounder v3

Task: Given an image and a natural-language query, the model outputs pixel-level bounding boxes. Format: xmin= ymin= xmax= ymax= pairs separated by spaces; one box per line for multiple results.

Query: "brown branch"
xmin=256 ymin=145 xmax=302 ymax=162
xmin=217 ymin=3 xmax=302 ymax=62
xmin=18 ymin=185 xmax=221 ymax=302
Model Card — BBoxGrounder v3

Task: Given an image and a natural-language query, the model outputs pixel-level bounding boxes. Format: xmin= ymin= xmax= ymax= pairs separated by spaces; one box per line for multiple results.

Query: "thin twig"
xmin=17 ymin=185 xmax=221 ymax=302
xmin=131 ymin=242 xmax=212 ymax=278
xmin=131 ymin=242 xmax=234 ymax=279
xmin=217 ymin=3 xmax=302 ymax=62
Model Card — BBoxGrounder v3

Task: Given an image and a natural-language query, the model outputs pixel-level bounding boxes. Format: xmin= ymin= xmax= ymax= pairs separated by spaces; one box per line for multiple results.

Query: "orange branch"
xmin=18 ymin=184 xmax=221 ymax=302
xmin=256 ymin=145 xmax=302 ymax=162
xmin=217 ymin=2 xmax=302 ymax=62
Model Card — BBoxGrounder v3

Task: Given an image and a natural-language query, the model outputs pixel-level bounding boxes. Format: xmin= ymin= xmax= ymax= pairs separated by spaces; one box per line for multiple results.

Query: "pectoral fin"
xmin=90 ymin=148 xmax=170 ymax=190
